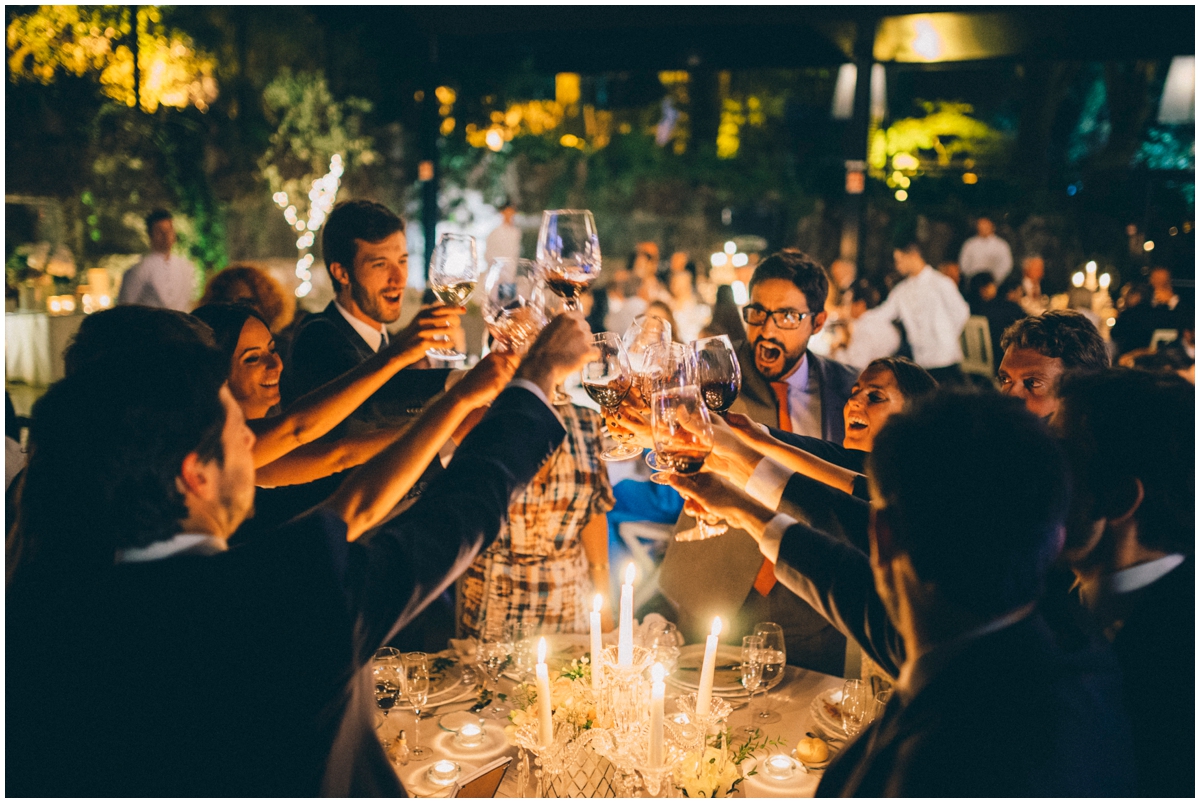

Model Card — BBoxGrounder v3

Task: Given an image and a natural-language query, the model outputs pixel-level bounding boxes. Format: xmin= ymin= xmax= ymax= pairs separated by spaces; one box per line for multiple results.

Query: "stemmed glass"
xmin=739 ymin=635 xmax=766 ymax=738
xmin=505 ymin=621 xmax=538 ymax=683
xmin=642 ymin=341 xmax=689 ymax=485
xmin=536 ymin=210 xmax=601 ymax=313
xmin=372 ymin=647 xmax=404 ymax=720
xmin=693 ymin=334 xmax=742 ymax=415
xmin=841 ymin=679 xmax=872 ymax=737
xmin=751 ymin=622 xmax=785 ymax=725
xmin=582 ymin=332 xmax=640 ymax=461
xmin=482 ymin=257 xmax=546 ymax=355
xmin=476 ymin=624 xmax=512 ymax=719
xmin=402 ymin=652 xmax=431 ymax=759
xmin=428 ymin=233 xmax=480 ymax=362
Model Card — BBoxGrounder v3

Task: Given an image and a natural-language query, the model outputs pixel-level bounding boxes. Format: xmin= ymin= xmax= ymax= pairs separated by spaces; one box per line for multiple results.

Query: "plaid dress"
xmin=460 ymin=404 xmax=615 ymax=639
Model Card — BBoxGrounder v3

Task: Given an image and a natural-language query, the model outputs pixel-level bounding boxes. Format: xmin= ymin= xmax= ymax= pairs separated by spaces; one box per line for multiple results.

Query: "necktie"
xmin=752 ymin=381 xmax=792 ymax=597
xmin=379 ymin=329 xmax=389 ymax=351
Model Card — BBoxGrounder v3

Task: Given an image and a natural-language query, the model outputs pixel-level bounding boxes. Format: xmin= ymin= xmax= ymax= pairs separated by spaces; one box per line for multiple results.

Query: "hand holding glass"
xmin=582 ymin=332 xmax=639 ymax=461
xmin=428 ymin=233 xmax=479 ymax=361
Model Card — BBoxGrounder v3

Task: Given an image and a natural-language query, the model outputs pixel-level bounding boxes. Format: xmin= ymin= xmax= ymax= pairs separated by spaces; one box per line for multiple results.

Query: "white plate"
xmin=670 ymin=643 xmax=751 ymax=695
xmin=809 ymin=688 xmax=850 ymax=740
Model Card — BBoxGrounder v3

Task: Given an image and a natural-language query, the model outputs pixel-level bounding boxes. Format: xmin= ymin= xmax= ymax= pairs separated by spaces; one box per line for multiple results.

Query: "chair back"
xmin=452 ymin=756 xmax=513 ymax=798
xmin=960 ymin=315 xmax=994 ymax=378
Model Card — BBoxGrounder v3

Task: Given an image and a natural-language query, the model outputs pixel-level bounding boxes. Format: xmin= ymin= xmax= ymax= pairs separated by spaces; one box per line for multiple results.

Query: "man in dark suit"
xmin=656 ymin=250 xmax=859 ymax=676
xmin=6 ymin=313 xmax=596 ymax=797
xmin=669 ymin=390 xmax=1136 ymax=796
xmin=1055 ymin=369 xmax=1194 ymax=797
xmin=997 ymin=309 xmax=1109 ymax=420
xmin=282 ymin=199 xmax=465 ymax=439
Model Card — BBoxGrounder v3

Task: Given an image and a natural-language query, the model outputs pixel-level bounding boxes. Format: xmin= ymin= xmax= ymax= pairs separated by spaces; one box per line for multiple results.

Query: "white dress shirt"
xmin=874 ymin=266 xmax=971 ymax=369
xmin=835 ymin=306 xmax=901 ymax=370
xmin=485 ymin=222 xmax=522 ymax=263
xmin=780 ymin=352 xmax=823 ymax=437
xmin=117 ymin=251 xmax=197 ymax=311
xmin=334 ymin=301 xmax=389 ymax=352
xmin=115 ymin=533 xmax=227 ymax=563
xmin=959 ymin=234 xmax=1013 ymax=283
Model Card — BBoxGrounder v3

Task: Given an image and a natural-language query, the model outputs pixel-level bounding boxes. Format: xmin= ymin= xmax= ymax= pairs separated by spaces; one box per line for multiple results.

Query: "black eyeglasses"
xmin=741 ymin=305 xmax=818 ymax=330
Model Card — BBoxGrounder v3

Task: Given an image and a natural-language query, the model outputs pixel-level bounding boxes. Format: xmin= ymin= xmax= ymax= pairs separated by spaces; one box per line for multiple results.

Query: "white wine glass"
xmin=752 ymin=622 xmax=785 ymax=725
xmin=403 ymin=652 xmax=431 ymax=759
xmin=428 ymin=232 xmax=480 ymax=362
xmin=482 ymin=257 xmax=546 ymax=355
xmin=582 ymin=332 xmax=639 ymax=461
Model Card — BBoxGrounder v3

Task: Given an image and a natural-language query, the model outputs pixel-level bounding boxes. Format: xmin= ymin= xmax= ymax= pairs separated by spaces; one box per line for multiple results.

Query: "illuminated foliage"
xmin=6 ymin=5 xmax=218 ymax=113
xmin=868 ymin=101 xmax=1008 ymax=177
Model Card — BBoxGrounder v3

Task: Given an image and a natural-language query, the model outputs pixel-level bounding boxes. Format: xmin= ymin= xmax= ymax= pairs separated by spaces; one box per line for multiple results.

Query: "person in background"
xmin=699 ymin=284 xmax=747 ymax=343
xmin=1053 ymin=369 xmax=1194 ymax=798
xmin=997 ymin=309 xmax=1109 ymax=419
xmin=966 ymin=272 xmax=997 ymax=316
xmin=936 ymin=260 xmax=962 ymax=291
xmin=874 ymin=239 xmax=971 ymax=384
xmin=666 ymin=268 xmax=710 ymax=343
xmin=958 ymin=216 xmax=1013 ymax=284
xmin=1019 ymin=255 xmax=1048 ymax=315
xmin=484 ymin=198 xmax=522 ymax=263
xmin=1110 ymin=282 xmax=1157 ymax=356
xmin=646 ymin=299 xmax=683 ymax=344
xmin=116 ymin=209 xmax=197 ymax=311
xmin=1148 ymin=266 xmax=1179 ymax=310
xmin=830 ymin=278 xmax=901 ymax=371
xmin=828 ymin=258 xmax=857 ymax=310
xmin=199 ymin=263 xmax=295 ymax=334
xmin=981 ymin=276 xmax=1027 ymax=369
xmin=603 ymin=259 xmax=648 ymax=336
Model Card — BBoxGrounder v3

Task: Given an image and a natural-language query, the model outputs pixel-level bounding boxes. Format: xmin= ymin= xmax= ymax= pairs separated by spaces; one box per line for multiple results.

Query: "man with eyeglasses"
xmin=657 ymin=250 xmax=858 ymax=676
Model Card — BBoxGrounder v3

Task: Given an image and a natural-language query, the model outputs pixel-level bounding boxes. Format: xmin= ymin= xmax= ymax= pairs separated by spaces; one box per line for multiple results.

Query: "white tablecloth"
xmin=5 ymin=311 xmax=84 ymax=385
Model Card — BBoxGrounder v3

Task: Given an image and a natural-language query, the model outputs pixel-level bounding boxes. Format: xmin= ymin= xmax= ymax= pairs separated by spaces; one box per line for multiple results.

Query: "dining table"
xmin=375 ymin=634 xmax=848 ymax=798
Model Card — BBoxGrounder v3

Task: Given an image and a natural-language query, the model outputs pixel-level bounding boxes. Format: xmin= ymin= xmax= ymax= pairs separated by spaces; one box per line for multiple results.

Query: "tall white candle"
xmin=695 ymin=617 xmax=722 ymax=721
xmin=535 ymin=637 xmax=553 ymax=747
xmin=590 ymin=594 xmax=604 ymax=691
xmin=649 ymin=662 xmax=665 ymax=767
xmin=617 ymin=563 xmax=635 ymax=666
xmin=1085 ymin=260 xmax=1098 ymax=291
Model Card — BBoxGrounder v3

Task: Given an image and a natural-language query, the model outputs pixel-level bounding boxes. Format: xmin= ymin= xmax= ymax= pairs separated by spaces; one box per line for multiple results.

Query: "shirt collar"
xmin=781 ymin=351 xmax=813 ymax=392
xmin=334 ymin=300 xmax=387 ymax=352
xmin=1101 ymin=554 xmax=1185 ymax=596
xmin=115 ymin=533 xmax=227 ymax=564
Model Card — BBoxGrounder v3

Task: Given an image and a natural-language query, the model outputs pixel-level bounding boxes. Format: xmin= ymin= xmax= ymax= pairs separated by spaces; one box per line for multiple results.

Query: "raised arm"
xmin=723 ymin=412 xmax=861 ymax=495
xmin=249 ymin=305 xmax=463 ymax=468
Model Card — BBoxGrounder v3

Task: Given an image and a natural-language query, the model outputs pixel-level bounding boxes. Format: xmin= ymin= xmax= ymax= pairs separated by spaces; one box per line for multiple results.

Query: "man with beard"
xmin=656 ymin=250 xmax=858 ymax=675
xmin=282 ymin=199 xmax=465 ymax=439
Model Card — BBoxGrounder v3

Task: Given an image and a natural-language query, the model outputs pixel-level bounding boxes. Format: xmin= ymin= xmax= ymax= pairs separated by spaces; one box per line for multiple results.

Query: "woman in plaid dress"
xmin=460 ymin=403 xmax=615 ymax=638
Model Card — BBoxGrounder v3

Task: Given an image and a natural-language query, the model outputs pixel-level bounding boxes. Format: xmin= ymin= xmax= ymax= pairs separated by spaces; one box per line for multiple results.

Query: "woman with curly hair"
xmin=199 ymin=263 xmax=295 ymax=333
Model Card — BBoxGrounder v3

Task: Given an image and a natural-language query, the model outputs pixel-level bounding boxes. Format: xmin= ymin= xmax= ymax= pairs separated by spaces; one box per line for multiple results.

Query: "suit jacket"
xmin=282 ymin=301 xmax=452 ymax=439
xmin=777 ymin=471 xmax=870 ymax=553
xmin=763 ymin=428 xmax=867 ymax=473
xmin=768 ymin=520 xmax=1135 ymax=795
xmin=6 ymin=386 xmax=565 ymax=798
xmin=655 ymin=345 xmax=859 ymax=675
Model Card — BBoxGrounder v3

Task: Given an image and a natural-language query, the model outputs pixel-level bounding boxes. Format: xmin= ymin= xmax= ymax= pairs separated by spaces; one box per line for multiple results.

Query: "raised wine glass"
xmin=692 ymin=334 xmax=742 ymax=416
xmin=751 ymin=622 xmax=785 ymax=725
xmin=536 ymin=210 xmax=601 ymax=313
xmin=641 ymin=341 xmax=688 ymax=485
xmin=402 ymin=652 xmax=431 ymax=759
xmin=428 ymin=232 xmax=480 ymax=362
xmin=482 ymin=257 xmax=546 ymax=355
xmin=582 ymin=332 xmax=639 ymax=461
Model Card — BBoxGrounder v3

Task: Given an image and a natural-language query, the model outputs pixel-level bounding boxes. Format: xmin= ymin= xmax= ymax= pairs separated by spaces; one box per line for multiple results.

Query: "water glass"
xmin=371 ymin=647 xmax=403 ymax=718
xmin=841 ymin=679 xmax=872 ymax=737
xmin=403 ymin=653 xmax=431 ymax=758
xmin=752 ymin=622 xmax=785 ymax=725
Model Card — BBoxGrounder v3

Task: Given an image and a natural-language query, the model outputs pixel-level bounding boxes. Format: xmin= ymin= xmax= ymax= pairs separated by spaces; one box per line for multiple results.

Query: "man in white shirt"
xmin=117 ymin=209 xmax=198 ymax=311
xmin=484 ymin=198 xmax=522 ymax=264
xmin=875 ymin=241 xmax=971 ymax=383
xmin=958 ymin=216 xmax=1013 ymax=284
xmin=832 ymin=280 xmax=901 ymax=370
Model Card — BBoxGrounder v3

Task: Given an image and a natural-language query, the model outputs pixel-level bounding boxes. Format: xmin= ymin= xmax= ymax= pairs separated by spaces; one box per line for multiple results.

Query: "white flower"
xmin=677 ymin=746 xmax=741 ymax=798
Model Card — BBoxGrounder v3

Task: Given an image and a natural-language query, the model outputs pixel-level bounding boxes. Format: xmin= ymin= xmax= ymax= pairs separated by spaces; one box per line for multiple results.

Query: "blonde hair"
xmin=199 ymin=263 xmax=295 ymax=332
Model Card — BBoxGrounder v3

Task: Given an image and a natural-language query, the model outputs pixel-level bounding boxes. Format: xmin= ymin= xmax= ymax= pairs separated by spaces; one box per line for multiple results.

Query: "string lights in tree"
xmin=273 ymin=154 xmax=344 ymax=298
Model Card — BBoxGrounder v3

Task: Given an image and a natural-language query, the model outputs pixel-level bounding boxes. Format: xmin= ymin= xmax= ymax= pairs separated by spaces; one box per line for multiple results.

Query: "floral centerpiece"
xmin=504 ymin=656 xmax=607 ymax=743
xmin=676 ymin=728 xmax=786 ymax=798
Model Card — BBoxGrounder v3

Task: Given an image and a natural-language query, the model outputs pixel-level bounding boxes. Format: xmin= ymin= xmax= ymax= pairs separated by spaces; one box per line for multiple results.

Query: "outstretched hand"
xmin=515 ymin=312 xmax=598 ymax=397
xmin=385 ymin=304 xmax=465 ymax=364
xmin=450 ymin=351 xmax=520 ymax=408
xmin=667 ymin=471 xmax=776 ymax=540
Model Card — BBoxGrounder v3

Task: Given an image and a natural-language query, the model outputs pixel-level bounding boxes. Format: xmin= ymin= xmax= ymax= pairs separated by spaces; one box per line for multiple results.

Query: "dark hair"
xmin=1057 ymin=369 xmax=1194 ymax=555
xmin=868 ymin=389 xmax=1070 ymax=620
xmin=321 ymin=200 xmax=405 ymax=292
xmin=585 ymin=286 xmax=609 ymax=335
xmin=969 ymin=272 xmax=997 ymax=297
xmin=863 ymin=357 xmax=937 ymax=402
xmin=748 ymin=249 xmax=830 ymax=315
xmin=199 ymin=263 xmax=295 ymax=332
xmin=9 ymin=342 xmax=228 ymax=587
xmin=64 ymin=306 xmax=216 ymax=377
xmin=703 ymin=285 xmax=747 ymax=343
xmin=191 ymin=303 xmax=273 ymax=368
xmin=850 ymin=278 xmax=882 ymax=310
xmin=144 ymin=208 xmax=172 ymax=231
xmin=997 ymin=274 xmax=1023 ymax=298
xmin=1000 ymin=310 xmax=1109 ymax=372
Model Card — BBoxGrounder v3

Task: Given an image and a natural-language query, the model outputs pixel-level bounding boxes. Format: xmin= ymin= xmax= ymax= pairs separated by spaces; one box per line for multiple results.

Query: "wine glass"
xmin=402 ymin=652 xmax=431 ymax=759
xmin=505 ymin=621 xmax=538 ymax=683
xmin=476 ymin=625 xmax=512 ymax=719
xmin=582 ymin=332 xmax=639 ymax=461
xmin=841 ymin=679 xmax=872 ymax=737
xmin=428 ymin=233 xmax=480 ymax=362
xmin=642 ymin=620 xmax=681 ymax=675
xmin=641 ymin=341 xmax=689 ymax=485
xmin=623 ymin=314 xmax=673 ymax=377
xmin=739 ymin=635 xmax=765 ymax=738
xmin=751 ymin=622 xmax=785 ymax=725
xmin=692 ymin=334 xmax=742 ymax=415
xmin=536 ymin=210 xmax=601 ymax=313
xmin=482 ymin=257 xmax=546 ymax=355
xmin=372 ymin=647 xmax=403 ymax=720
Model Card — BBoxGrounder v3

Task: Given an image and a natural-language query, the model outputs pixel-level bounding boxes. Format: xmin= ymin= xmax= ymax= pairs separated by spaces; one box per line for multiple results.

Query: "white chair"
xmin=960 ymin=315 xmax=994 ymax=379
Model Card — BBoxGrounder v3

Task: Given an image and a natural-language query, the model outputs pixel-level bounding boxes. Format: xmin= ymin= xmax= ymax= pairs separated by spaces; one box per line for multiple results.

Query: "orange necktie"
xmin=752 ymin=382 xmax=791 ymax=596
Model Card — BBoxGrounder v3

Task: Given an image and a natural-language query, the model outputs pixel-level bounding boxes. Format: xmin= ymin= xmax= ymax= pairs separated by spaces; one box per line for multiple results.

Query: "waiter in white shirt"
xmin=876 ymin=240 xmax=971 ymax=384
xmin=117 ymin=209 xmax=198 ymax=311
xmin=958 ymin=216 xmax=1013 ymax=284
xmin=484 ymin=198 xmax=522 ymax=264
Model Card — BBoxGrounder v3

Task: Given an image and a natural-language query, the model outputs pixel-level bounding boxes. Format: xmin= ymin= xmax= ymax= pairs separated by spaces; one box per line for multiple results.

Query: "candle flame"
xmin=537 ymin=636 xmax=547 ymax=664
xmin=624 ymin=563 xmax=636 ymax=585
xmin=593 ymin=593 xmax=603 ymax=613
xmin=651 ymin=662 xmax=665 ymax=683
xmin=711 ymin=617 xmax=723 ymax=637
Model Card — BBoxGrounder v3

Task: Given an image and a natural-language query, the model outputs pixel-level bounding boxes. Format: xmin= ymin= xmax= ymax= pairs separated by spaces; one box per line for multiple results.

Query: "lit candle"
xmin=617 ymin=563 xmax=635 ymax=666
xmin=695 ymin=617 xmax=722 ymax=721
xmin=457 ymin=722 xmax=484 ymax=748
xmin=590 ymin=594 xmax=604 ymax=691
xmin=1085 ymin=260 xmax=1098 ymax=291
xmin=649 ymin=662 xmax=665 ymax=767
xmin=535 ymin=637 xmax=554 ymax=747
